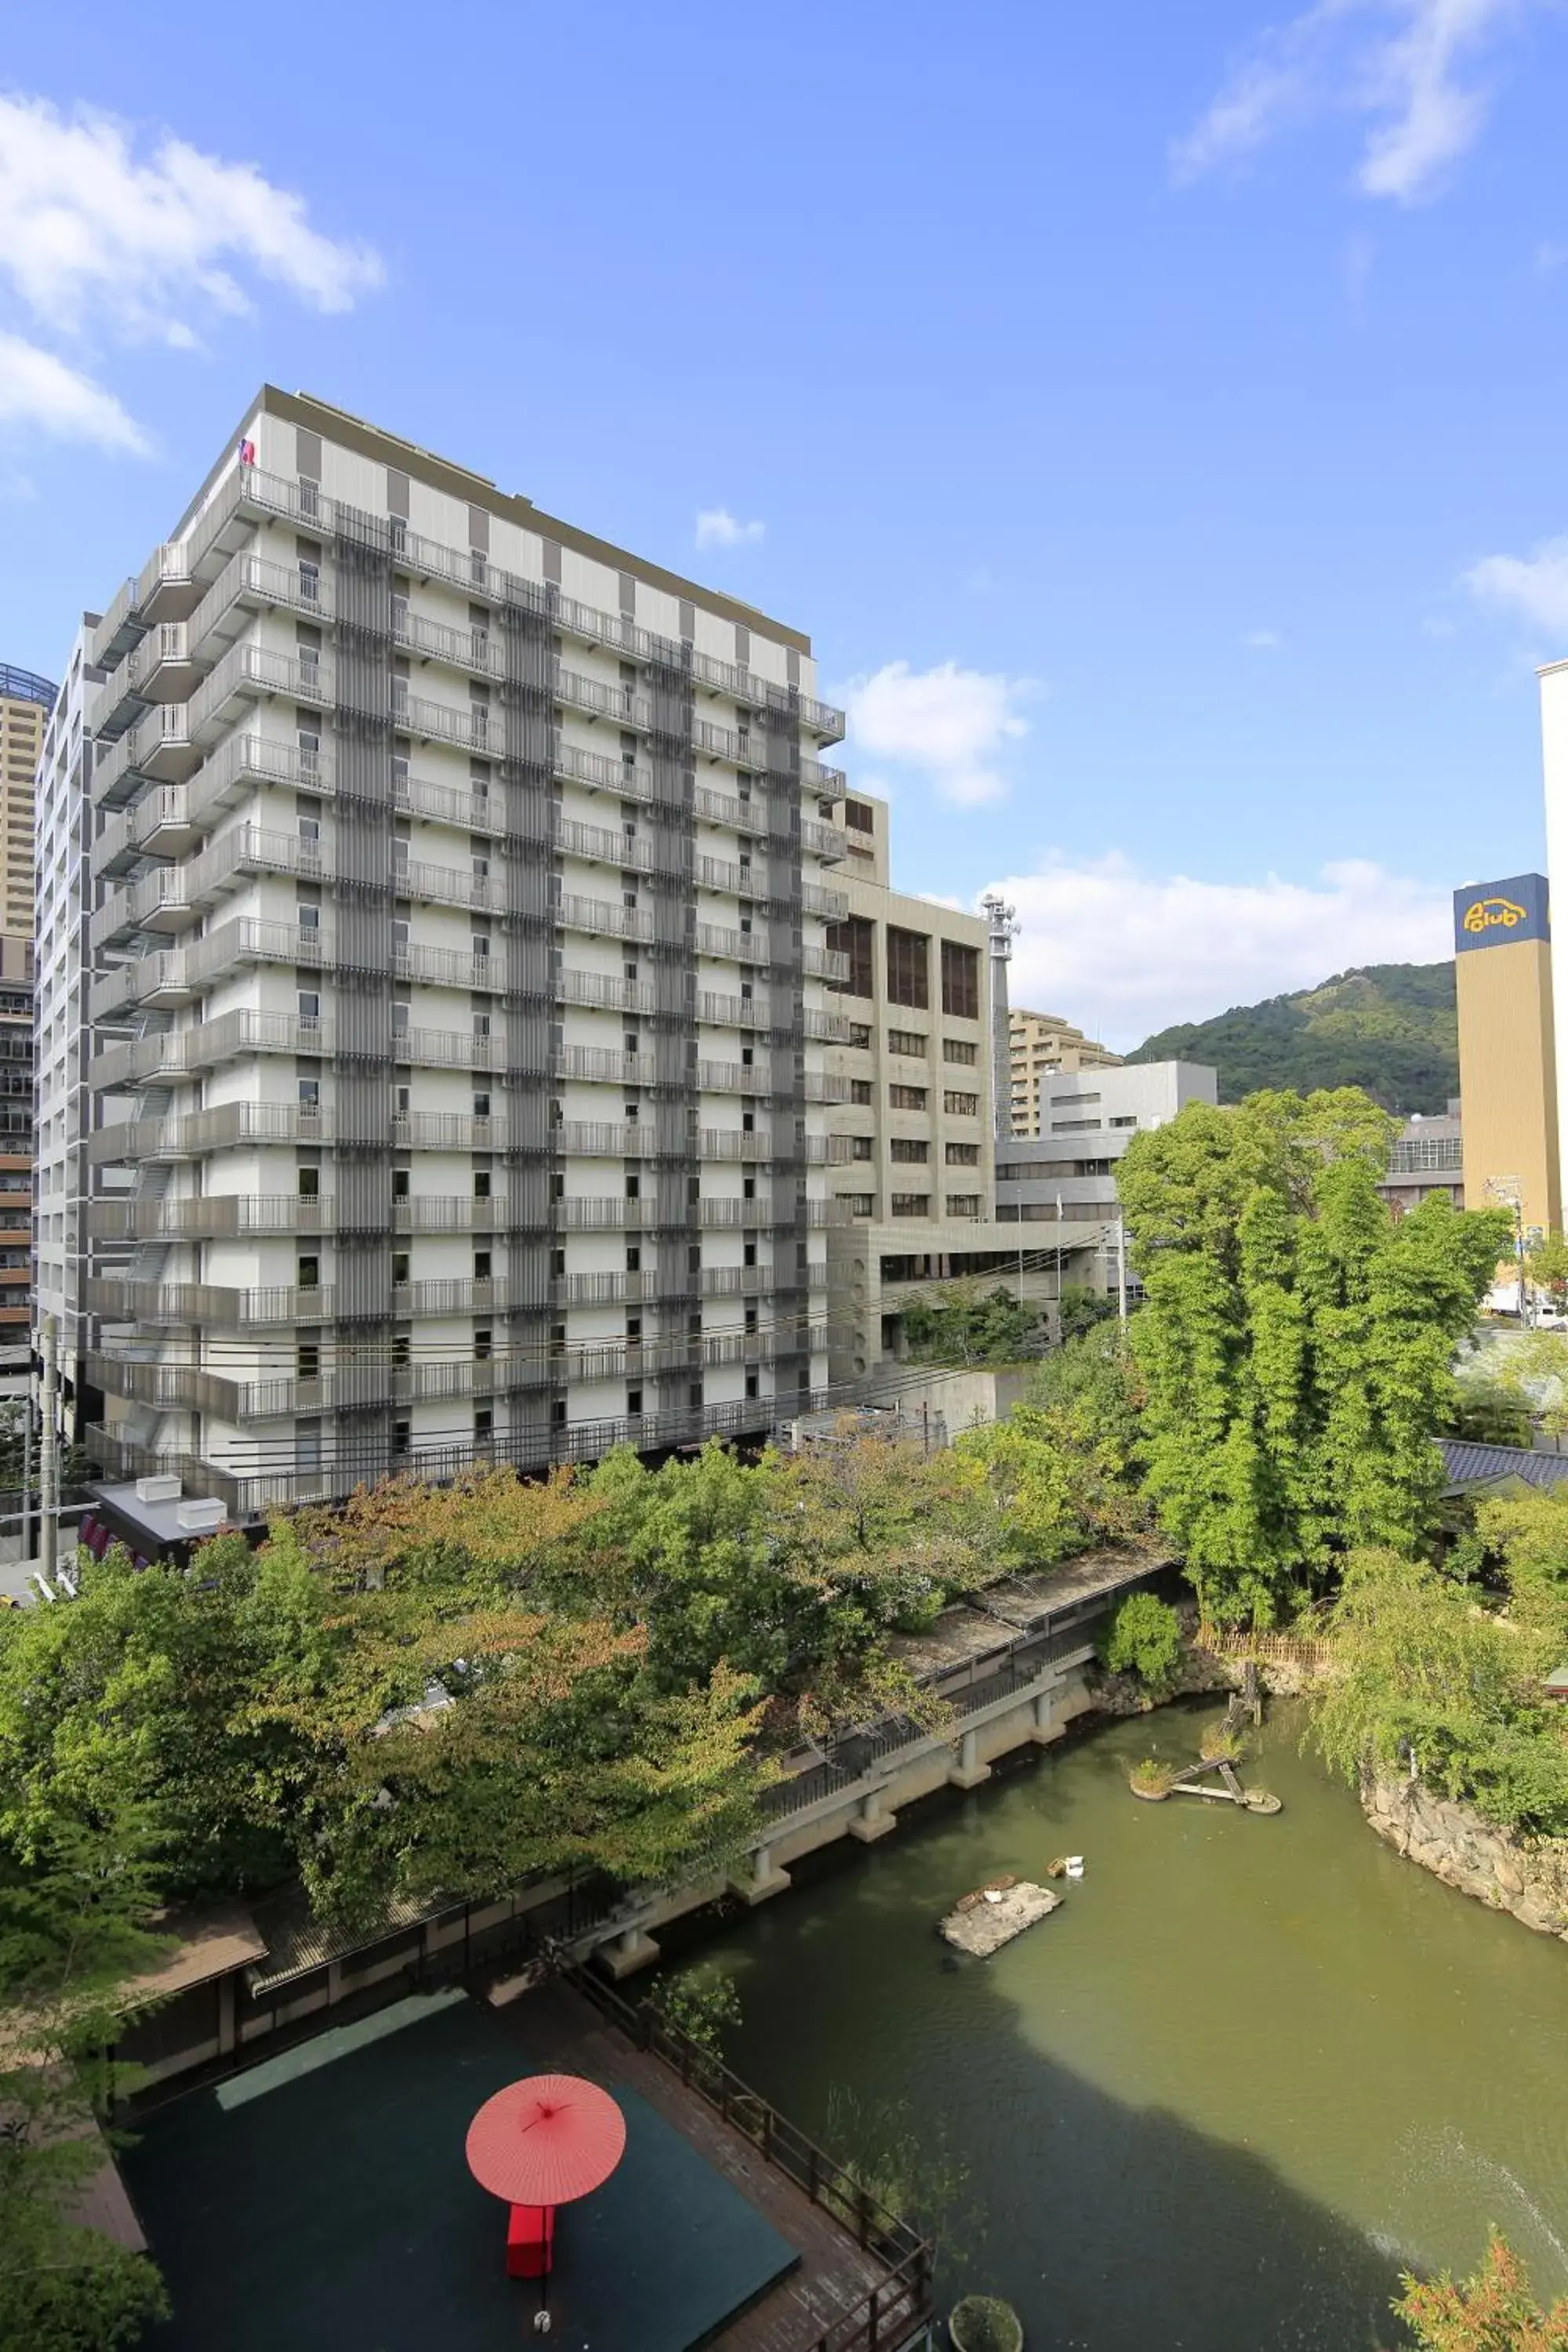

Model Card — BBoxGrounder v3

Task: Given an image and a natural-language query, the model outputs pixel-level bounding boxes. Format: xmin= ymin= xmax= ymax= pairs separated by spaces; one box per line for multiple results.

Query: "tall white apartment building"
xmin=55 ymin=390 xmax=851 ymax=1526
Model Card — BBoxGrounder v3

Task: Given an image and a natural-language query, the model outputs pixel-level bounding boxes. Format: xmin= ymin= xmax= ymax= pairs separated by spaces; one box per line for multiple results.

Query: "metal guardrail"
xmin=567 ymin=1963 xmax=933 ymax=2352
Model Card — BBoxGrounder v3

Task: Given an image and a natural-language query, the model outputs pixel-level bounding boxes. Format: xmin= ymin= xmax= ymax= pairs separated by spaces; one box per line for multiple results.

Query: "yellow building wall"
xmin=1457 ymin=935 xmax=1560 ymax=1238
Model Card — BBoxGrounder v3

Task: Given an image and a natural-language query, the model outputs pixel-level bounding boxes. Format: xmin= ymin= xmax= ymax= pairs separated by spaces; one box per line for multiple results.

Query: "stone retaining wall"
xmin=1361 ymin=1772 xmax=1568 ymax=1940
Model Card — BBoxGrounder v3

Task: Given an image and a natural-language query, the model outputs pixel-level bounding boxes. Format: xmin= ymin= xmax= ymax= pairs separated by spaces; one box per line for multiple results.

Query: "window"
xmin=827 ymin=914 xmax=874 ymax=998
xmin=627 ymin=1388 xmax=644 ymax=1417
xmin=946 ymin=1195 xmax=982 ymax=1218
xmin=1109 ymin=1114 xmax=1138 ymax=1128
xmin=474 ymin=1249 xmax=492 ymax=1279
xmin=474 ymin=1328 xmax=493 ymax=1360
xmin=941 ymin=941 xmax=980 ymax=1020
xmin=296 ymin=1254 xmax=320 ymax=1290
xmin=299 ymin=558 xmax=320 ymax=607
xmin=474 ymin=1406 xmax=493 ymax=1439
xmin=297 ymin=989 xmax=320 ymax=1024
xmin=850 ymin=1080 xmax=873 ymax=1105
xmin=298 ymin=1076 xmax=320 ymax=1109
xmin=890 ymin=1193 xmax=930 ymax=1218
xmin=996 ymin=1158 xmax=1114 ymax=1180
xmin=296 ymin=1341 xmax=320 ymax=1380
xmin=297 ymin=1167 xmax=320 ymax=1200
xmin=1051 ymin=1091 xmax=1101 ymax=1108
xmin=890 ymin=1138 xmax=929 ymax=1163
xmin=392 ymin=1168 xmax=410 ymax=1200
xmin=946 ymin=1142 xmax=981 ymax=1166
xmin=844 ymin=799 xmax=875 ymax=834
xmin=847 ymin=1022 xmax=873 ymax=1049
xmin=474 ymin=1170 xmax=492 ymax=1199
xmin=890 ymin=1084 xmax=927 ymax=1111
xmin=296 ymin=902 xmax=320 ymax=935
xmin=851 ymin=1136 xmax=873 ymax=1160
xmin=1051 ymin=1119 xmax=1102 ymax=1133
xmin=943 ymin=1038 xmax=978 ymax=1065
xmin=887 ymin=1029 xmax=927 ymax=1058
xmin=943 ymin=1090 xmax=979 ymax=1116
xmin=886 ymin=926 xmax=929 ymax=1010
xmin=394 ymin=1252 xmax=411 ymax=1284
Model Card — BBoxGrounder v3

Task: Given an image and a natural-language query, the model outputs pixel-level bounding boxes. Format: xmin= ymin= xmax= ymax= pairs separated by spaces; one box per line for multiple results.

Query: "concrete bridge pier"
xmin=730 ymin=1842 xmax=793 ymax=1906
xmin=947 ymin=1726 xmax=993 ymax=1791
xmin=601 ymin=1924 xmax=662 ymax=1980
xmin=847 ymin=1784 xmax=898 ymax=1843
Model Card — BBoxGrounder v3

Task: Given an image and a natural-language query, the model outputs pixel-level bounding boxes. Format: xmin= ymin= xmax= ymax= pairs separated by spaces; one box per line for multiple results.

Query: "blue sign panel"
xmin=1454 ymin=873 xmax=1550 ymax=953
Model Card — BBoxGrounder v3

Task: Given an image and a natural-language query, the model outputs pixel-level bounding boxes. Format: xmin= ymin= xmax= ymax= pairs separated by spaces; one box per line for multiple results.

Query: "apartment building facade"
xmin=825 ymin=793 xmax=1051 ymax=1374
xmin=0 ymin=937 xmax=32 ymax=1396
xmin=1008 ymin=1007 xmax=1123 ymax=1138
xmin=996 ymin=1060 xmax=1218 ymax=1291
xmin=0 ymin=664 xmax=51 ymax=938
xmin=55 ymin=390 xmax=851 ymax=1525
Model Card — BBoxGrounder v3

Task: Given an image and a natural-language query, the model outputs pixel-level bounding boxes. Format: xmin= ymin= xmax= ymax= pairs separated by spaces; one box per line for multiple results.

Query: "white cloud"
xmin=0 ymin=335 xmax=149 ymax=456
xmin=1244 ymin=627 xmax=1283 ymax=649
xmin=0 ymin=95 xmax=382 ymax=458
xmin=989 ymin=852 xmax=1450 ymax=1047
xmin=840 ymin=659 xmax=1039 ymax=808
xmin=0 ymin=94 xmax=383 ymax=342
xmin=1174 ymin=0 xmax=1526 ymax=205
xmin=695 ymin=507 xmax=764 ymax=550
xmin=1465 ymin=535 xmax=1568 ymax=637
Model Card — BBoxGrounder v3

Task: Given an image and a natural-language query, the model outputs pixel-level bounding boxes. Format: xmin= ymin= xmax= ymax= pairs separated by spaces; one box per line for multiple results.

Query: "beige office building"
xmin=1008 ymin=1007 xmax=1122 ymax=1137
xmin=0 ymin=666 xmax=52 ymax=935
xmin=1453 ymin=874 xmax=1559 ymax=1243
xmin=825 ymin=795 xmax=1109 ymax=1376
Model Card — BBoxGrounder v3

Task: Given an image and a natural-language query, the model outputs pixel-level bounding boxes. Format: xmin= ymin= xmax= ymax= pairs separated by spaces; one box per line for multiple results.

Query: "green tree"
xmin=1057 ymin=1284 xmax=1116 ymax=1341
xmin=1527 ymin=1232 xmax=1568 ymax=1309
xmin=1118 ymin=1088 xmax=1510 ymax=1621
xmin=1310 ymin=1546 xmax=1568 ymax=1835
xmin=0 ymin=1802 xmax=171 ymax=2350
xmin=1099 ymin=1592 xmax=1182 ymax=1693
xmin=901 ymin=1286 xmax=1043 ymax=1365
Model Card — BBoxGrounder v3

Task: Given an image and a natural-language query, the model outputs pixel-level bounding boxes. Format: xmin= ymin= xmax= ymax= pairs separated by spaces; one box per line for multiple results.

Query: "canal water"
xmin=667 ymin=1700 xmax=1568 ymax=2350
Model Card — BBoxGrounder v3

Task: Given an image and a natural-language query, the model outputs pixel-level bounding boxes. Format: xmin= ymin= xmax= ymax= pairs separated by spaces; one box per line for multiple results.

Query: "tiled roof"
xmin=1439 ymin=1439 xmax=1568 ymax=1493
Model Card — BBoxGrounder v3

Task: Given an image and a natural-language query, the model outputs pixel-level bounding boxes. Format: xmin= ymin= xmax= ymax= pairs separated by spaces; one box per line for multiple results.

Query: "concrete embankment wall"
xmin=1362 ymin=1773 xmax=1568 ymax=1941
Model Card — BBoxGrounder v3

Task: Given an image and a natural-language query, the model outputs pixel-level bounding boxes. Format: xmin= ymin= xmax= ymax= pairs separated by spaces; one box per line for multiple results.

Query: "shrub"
xmin=1101 ymin=1591 xmax=1183 ymax=1693
xmin=949 ymin=2294 xmax=1024 ymax=2352
xmin=1131 ymin=1756 xmax=1178 ymax=1795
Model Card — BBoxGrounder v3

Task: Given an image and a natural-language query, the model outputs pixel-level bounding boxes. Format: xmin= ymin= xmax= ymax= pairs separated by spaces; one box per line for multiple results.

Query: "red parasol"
xmin=466 ymin=2074 xmax=626 ymax=2210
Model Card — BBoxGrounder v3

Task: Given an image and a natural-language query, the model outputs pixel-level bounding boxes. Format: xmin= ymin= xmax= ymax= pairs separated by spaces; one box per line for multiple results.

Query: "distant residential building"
xmin=1380 ymin=1101 xmax=1464 ymax=1218
xmin=0 ymin=663 xmax=51 ymax=937
xmin=1452 ymin=873 xmax=1559 ymax=1244
xmin=1008 ymin=1007 xmax=1123 ymax=1137
xmin=996 ymin=1060 xmax=1218 ymax=1287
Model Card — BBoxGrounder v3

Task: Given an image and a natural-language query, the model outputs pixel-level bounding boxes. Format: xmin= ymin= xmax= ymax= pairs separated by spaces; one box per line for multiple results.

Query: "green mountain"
xmin=1126 ymin=961 xmax=1457 ymax=1114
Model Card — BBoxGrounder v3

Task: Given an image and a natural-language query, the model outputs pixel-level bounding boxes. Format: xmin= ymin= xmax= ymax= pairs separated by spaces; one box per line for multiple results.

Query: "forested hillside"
xmin=1127 ymin=962 xmax=1456 ymax=1113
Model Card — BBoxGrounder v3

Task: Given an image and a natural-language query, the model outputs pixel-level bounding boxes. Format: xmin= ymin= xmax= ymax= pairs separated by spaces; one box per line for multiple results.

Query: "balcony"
xmin=86 ymin=1192 xmax=542 ymax=1241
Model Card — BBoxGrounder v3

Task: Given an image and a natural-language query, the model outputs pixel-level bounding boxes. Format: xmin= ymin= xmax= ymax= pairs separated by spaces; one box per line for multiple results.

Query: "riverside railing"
xmin=565 ymin=1962 xmax=934 ymax=2352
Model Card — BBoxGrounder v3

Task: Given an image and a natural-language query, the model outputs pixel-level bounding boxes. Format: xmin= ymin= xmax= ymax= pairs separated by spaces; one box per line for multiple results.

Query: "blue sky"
xmin=4 ymin=1 xmax=1568 ymax=1042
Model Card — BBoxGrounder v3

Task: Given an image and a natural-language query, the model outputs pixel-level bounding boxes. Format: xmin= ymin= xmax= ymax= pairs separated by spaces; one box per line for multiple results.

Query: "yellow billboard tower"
xmin=1454 ymin=873 xmax=1560 ymax=1244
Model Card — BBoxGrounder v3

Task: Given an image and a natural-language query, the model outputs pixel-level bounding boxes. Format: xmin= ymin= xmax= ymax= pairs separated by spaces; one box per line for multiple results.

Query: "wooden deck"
xmin=489 ymin=1979 xmax=893 ymax=2352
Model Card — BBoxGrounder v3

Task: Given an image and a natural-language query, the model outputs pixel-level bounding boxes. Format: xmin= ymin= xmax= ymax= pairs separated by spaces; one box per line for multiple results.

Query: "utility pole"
xmin=1486 ymin=1177 xmax=1528 ymax=1325
xmin=40 ymin=1314 xmax=57 ymax=1588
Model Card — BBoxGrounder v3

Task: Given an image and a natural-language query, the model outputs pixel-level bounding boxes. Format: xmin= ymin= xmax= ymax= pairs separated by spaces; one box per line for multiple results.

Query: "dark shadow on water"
xmin=655 ymin=1731 xmax=1417 ymax=2352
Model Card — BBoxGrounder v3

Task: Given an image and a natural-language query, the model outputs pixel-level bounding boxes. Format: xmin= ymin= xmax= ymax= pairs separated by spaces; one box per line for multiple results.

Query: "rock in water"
xmin=939 ymin=1880 xmax=1062 ymax=1956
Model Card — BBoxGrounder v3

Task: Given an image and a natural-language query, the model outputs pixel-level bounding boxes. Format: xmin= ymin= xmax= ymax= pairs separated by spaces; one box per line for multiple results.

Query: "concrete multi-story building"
xmin=0 ymin=936 xmax=33 ymax=1396
xmin=0 ymin=665 xmax=52 ymax=937
xmin=1008 ymin=1006 xmax=1122 ymax=1138
xmin=35 ymin=627 xmax=120 ymax=1439
xmin=824 ymin=793 xmax=1062 ymax=1374
xmin=49 ymin=389 xmax=854 ymax=1531
xmin=995 ymin=1059 xmax=1218 ymax=1291
xmin=1381 ymin=1102 xmax=1465 ymax=1218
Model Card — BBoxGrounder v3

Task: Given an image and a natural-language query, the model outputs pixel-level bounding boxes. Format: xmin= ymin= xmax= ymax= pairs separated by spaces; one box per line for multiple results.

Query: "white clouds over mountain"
xmin=985 ymin=852 xmax=1451 ymax=1047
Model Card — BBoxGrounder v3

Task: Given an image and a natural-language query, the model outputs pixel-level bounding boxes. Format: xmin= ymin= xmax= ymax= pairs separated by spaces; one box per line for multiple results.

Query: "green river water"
xmin=668 ymin=1699 xmax=1568 ymax=2350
